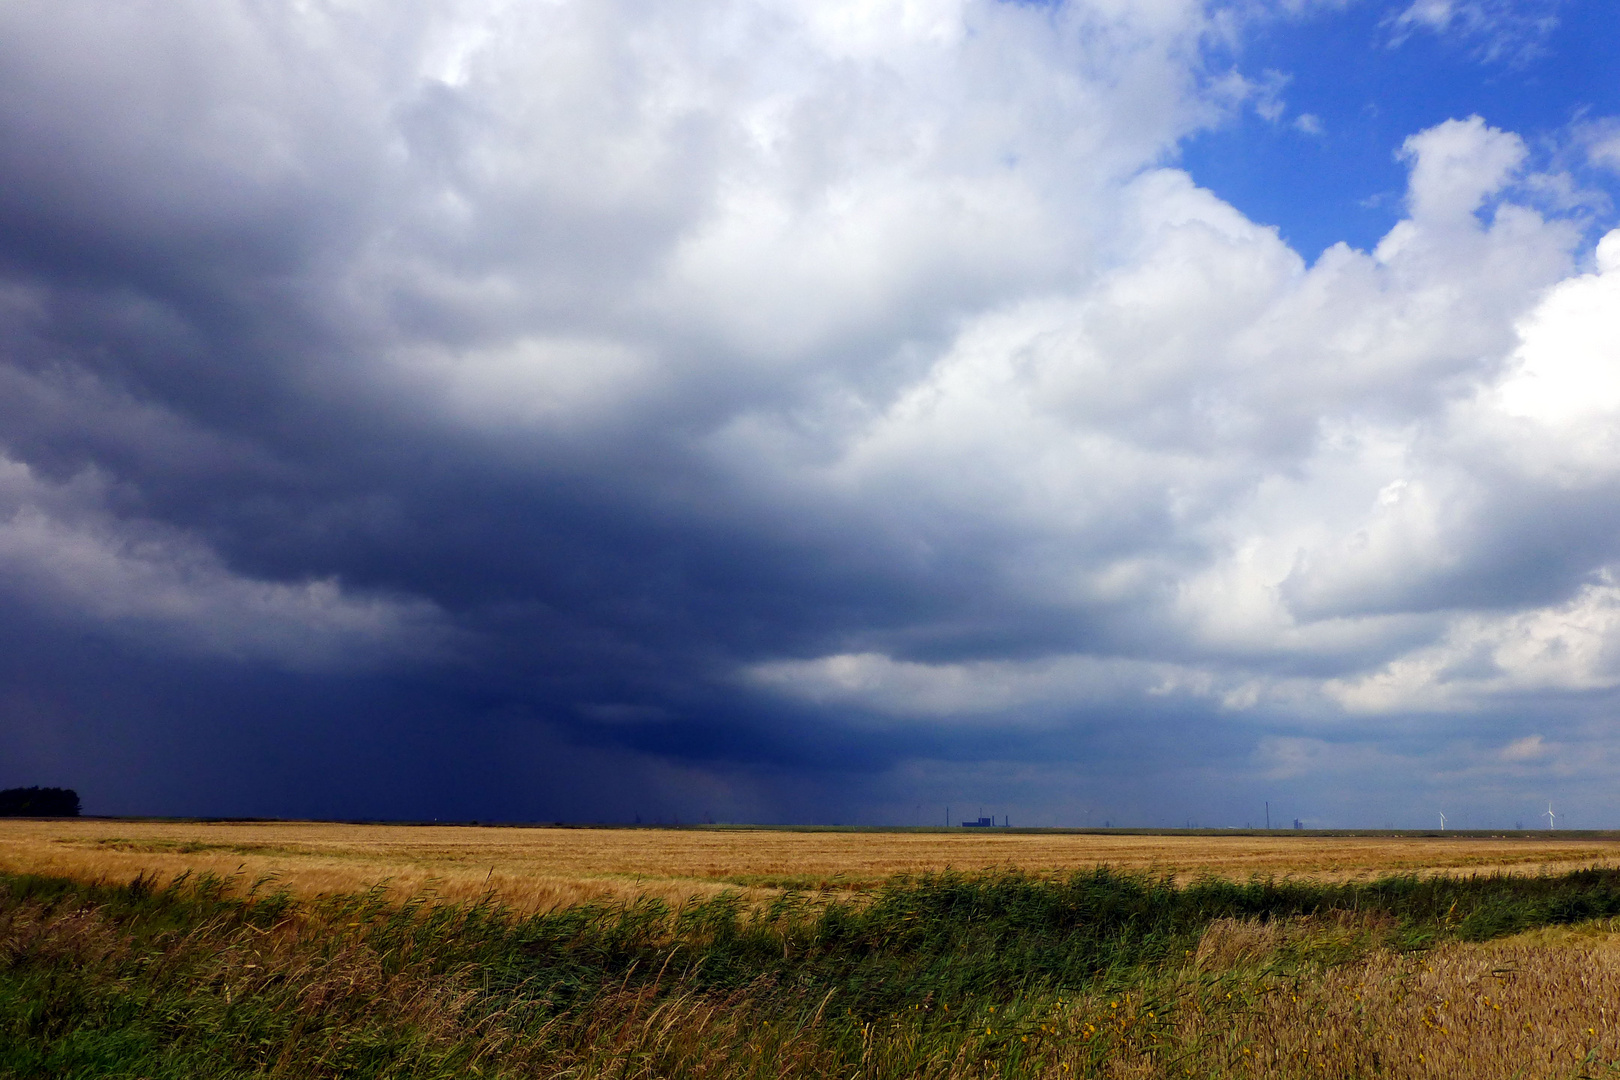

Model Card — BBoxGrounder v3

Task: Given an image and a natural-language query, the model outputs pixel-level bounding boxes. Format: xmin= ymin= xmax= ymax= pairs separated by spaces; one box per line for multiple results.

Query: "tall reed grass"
xmin=5 ymin=866 xmax=1620 ymax=1078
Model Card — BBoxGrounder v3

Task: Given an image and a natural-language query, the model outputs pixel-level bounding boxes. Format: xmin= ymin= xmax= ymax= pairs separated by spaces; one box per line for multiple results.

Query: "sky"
xmin=2 ymin=0 xmax=1619 ymax=829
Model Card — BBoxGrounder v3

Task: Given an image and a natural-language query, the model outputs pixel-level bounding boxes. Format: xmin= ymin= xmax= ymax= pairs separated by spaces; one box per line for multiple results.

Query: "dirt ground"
xmin=3 ymin=819 xmax=1617 ymax=913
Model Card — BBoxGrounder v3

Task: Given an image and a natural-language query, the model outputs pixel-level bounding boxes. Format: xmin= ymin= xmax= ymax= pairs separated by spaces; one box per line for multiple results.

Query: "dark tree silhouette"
xmin=0 ymin=786 xmax=81 ymax=816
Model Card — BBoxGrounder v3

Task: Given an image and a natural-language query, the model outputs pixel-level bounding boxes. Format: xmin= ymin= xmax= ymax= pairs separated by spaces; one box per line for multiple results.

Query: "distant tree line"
xmin=0 ymin=787 xmax=80 ymax=816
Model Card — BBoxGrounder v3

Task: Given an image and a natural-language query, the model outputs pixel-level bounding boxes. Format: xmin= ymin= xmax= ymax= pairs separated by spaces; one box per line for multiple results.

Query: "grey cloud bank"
xmin=1 ymin=0 xmax=1618 ymax=829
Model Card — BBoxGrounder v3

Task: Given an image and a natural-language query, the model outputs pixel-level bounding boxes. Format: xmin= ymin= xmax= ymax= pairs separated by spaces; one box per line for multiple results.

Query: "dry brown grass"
xmin=1005 ymin=918 xmax=1620 ymax=1079
xmin=5 ymin=819 xmax=1620 ymax=913
xmin=1199 ymin=924 xmax=1620 ymax=1079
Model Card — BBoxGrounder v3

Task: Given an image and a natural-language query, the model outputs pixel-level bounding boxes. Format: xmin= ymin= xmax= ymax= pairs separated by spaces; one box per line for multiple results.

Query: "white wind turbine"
xmin=1545 ymin=802 xmax=1556 ymax=830
xmin=1439 ymin=812 xmax=1445 ymax=831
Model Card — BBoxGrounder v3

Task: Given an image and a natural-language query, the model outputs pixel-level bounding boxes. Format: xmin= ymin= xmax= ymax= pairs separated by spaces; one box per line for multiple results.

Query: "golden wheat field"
xmin=4 ymin=818 xmax=1619 ymax=912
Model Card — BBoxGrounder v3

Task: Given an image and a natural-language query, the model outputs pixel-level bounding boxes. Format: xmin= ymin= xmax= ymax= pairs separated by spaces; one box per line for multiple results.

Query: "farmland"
xmin=7 ymin=821 xmax=1620 ymax=1078
xmin=3 ymin=818 xmax=1618 ymax=911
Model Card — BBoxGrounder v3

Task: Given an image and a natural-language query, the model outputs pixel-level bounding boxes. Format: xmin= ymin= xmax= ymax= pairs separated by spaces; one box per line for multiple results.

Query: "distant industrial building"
xmin=961 ymin=816 xmax=1006 ymax=827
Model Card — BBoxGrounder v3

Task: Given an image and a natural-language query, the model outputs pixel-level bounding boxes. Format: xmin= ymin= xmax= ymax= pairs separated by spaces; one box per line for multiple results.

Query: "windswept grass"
xmin=6 ymin=866 xmax=1620 ymax=1078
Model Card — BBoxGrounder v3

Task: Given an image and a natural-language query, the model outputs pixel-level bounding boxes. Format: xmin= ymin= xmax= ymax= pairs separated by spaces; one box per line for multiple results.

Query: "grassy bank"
xmin=5 ymin=867 xmax=1620 ymax=1078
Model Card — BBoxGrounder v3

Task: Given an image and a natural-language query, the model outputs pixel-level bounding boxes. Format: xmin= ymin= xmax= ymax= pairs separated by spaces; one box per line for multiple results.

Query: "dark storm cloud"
xmin=2 ymin=1 xmax=1620 ymax=826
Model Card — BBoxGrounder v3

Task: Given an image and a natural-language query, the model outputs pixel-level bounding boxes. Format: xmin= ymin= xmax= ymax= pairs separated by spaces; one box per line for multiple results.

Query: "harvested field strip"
xmin=6 ymin=819 xmax=1620 ymax=912
xmin=7 ymin=867 xmax=1620 ymax=1078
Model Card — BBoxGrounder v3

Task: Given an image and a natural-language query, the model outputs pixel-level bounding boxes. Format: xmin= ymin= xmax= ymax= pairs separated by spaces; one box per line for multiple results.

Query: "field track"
xmin=4 ymin=818 xmax=1619 ymax=912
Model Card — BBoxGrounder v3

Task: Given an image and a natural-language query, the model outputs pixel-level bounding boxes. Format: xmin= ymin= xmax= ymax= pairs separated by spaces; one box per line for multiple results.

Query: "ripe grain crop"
xmin=1172 ymin=920 xmax=1620 ymax=1078
xmin=1013 ymin=915 xmax=1620 ymax=1078
xmin=4 ymin=818 xmax=1617 ymax=912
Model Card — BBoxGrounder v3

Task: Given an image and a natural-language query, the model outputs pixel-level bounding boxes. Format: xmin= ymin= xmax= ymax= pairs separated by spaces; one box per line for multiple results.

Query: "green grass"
xmin=6 ymin=867 xmax=1620 ymax=1078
